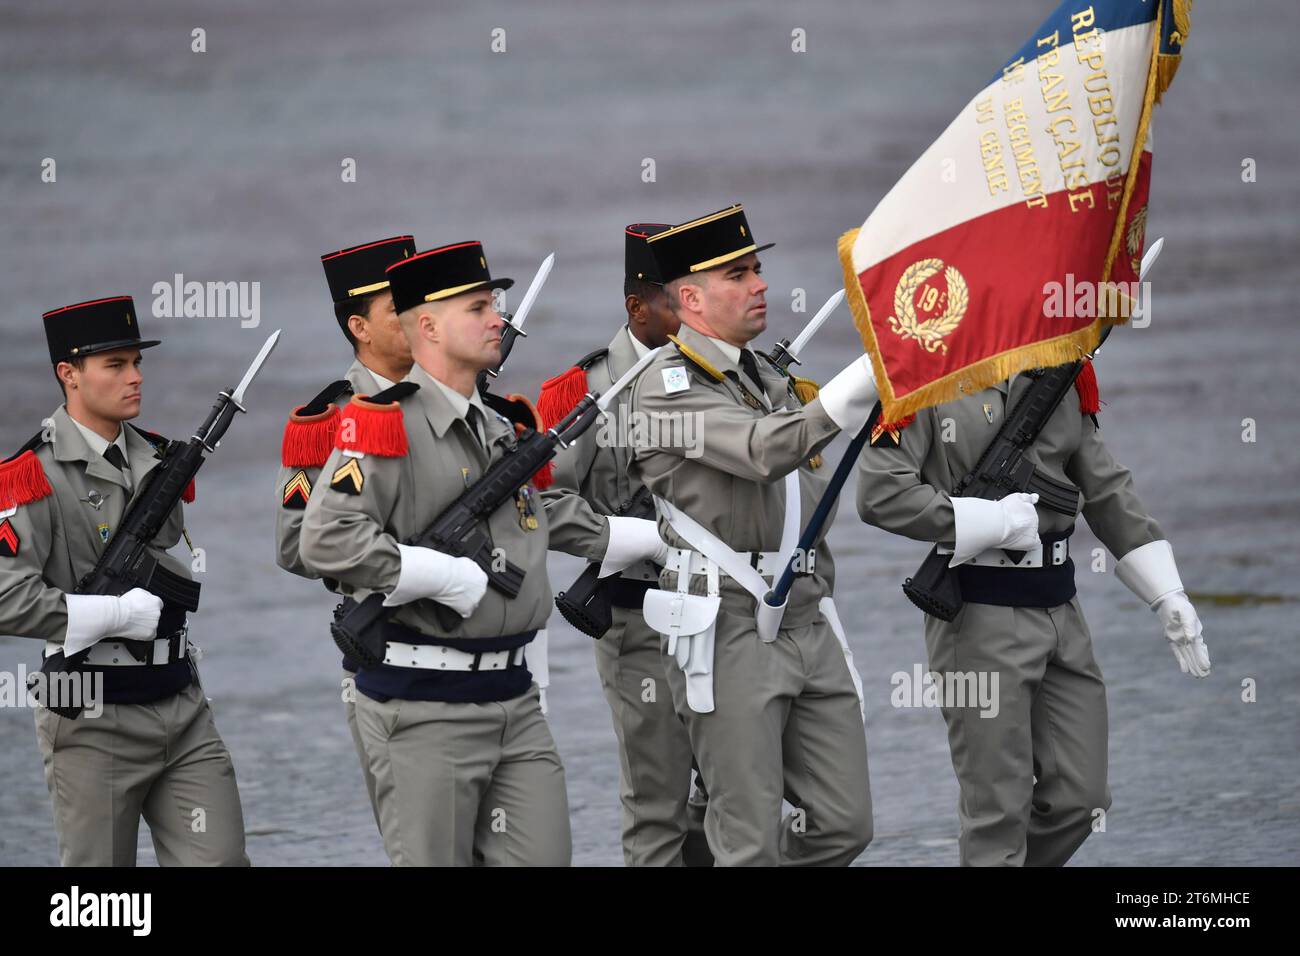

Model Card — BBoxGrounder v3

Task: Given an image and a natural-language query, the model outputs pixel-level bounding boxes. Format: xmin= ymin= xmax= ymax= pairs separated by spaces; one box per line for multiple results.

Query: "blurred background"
xmin=1 ymin=0 xmax=1297 ymax=865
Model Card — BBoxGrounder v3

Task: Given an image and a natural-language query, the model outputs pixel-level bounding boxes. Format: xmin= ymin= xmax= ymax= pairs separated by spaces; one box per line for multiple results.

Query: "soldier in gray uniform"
xmin=275 ymin=234 xmax=417 ymax=831
xmin=299 ymin=240 xmax=570 ymax=866
xmin=0 ymin=296 xmax=248 ymax=866
xmin=855 ymin=367 xmax=1211 ymax=866
xmin=629 ymin=204 xmax=882 ymax=866
xmin=538 ymin=223 xmax=710 ymax=866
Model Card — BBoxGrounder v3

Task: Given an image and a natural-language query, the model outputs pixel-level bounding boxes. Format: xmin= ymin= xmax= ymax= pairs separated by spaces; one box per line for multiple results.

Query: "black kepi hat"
xmin=625 ymin=223 xmax=671 ymax=284
xmin=42 ymin=296 xmax=160 ymax=365
xmin=321 ymin=235 xmax=416 ymax=304
xmin=646 ymin=204 xmax=773 ymax=284
xmin=386 ymin=241 xmax=514 ymax=314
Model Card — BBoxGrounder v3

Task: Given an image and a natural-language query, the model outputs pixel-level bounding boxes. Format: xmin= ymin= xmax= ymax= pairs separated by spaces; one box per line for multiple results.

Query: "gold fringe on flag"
xmin=1155 ymin=0 xmax=1193 ymax=104
xmin=1102 ymin=0 xmax=1165 ymax=284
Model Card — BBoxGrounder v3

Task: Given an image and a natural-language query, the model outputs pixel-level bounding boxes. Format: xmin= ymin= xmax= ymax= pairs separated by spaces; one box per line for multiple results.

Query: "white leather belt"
xmin=665 ymin=546 xmax=817 ymax=580
xmin=936 ymin=537 xmax=1069 ymax=569
xmin=383 ymin=642 xmax=528 ymax=672
xmin=52 ymin=631 xmax=191 ymax=667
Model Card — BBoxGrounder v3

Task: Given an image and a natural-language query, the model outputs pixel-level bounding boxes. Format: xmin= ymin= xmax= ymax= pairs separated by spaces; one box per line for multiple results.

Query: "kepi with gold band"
xmin=645 ymin=204 xmax=773 ymax=284
xmin=321 ymin=234 xmax=416 ymax=334
xmin=386 ymin=240 xmax=514 ymax=313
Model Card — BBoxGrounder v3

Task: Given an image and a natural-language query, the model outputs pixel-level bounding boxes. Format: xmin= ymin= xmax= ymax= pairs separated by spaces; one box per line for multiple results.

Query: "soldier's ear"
xmin=346 ymin=312 xmax=370 ymax=345
xmin=418 ymin=308 xmax=439 ymax=344
xmin=55 ymin=361 xmax=78 ymax=392
xmin=625 ymin=294 xmax=644 ymax=323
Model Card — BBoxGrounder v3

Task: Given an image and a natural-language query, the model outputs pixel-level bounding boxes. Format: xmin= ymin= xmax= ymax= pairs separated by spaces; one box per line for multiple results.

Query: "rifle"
xmin=554 ymin=486 xmax=655 ymax=639
xmin=899 ymin=361 xmax=1086 ymax=621
xmin=331 ymin=347 xmax=662 ymax=668
xmin=903 ymin=239 xmax=1165 ymax=621
xmin=74 ymin=331 xmax=281 ymax=643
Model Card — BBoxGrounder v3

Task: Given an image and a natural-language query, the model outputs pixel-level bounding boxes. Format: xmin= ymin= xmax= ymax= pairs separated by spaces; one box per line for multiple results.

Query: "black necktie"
xmin=738 ymin=349 xmax=762 ymax=391
xmin=102 ymin=443 xmax=132 ymax=491
xmin=102 ymin=444 xmax=127 ymax=471
xmin=465 ymin=406 xmax=485 ymax=449
xmin=743 ymin=348 xmax=759 ymax=390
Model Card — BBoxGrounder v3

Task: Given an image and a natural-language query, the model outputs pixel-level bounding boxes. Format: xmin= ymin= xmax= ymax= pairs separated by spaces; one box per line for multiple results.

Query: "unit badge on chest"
xmin=983 ymin=403 xmax=995 ymax=424
xmin=97 ymin=523 xmax=111 ymax=543
xmin=662 ymin=367 xmax=690 ymax=394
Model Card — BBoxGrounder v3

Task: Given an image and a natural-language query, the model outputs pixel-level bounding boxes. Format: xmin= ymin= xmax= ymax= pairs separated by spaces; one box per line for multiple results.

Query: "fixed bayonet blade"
xmin=786 ymin=289 xmax=844 ymax=360
xmin=231 ymin=329 xmax=281 ymax=405
xmin=510 ymin=252 xmax=554 ymax=335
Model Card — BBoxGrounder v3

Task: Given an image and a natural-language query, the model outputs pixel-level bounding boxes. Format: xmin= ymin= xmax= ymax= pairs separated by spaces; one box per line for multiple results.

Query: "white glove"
xmin=816 ymin=354 xmax=879 ymax=430
xmin=383 ymin=544 xmax=488 ymax=618
xmin=598 ymin=516 xmax=670 ymax=578
xmin=947 ymin=493 xmax=1040 ymax=567
xmin=1115 ymin=540 xmax=1211 ymax=678
xmin=1155 ymin=592 xmax=1210 ymax=677
xmin=64 ymin=588 xmax=164 ymax=656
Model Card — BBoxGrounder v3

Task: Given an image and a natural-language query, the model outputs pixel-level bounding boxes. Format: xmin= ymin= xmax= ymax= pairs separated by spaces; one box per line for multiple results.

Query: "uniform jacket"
xmin=855 ymin=373 xmax=1162 ymax=560
xmin=299 ymin=362 xmax=552 ymax=640
xmin=0 ymin=405 xmax=191 ymax=643
xmin=629 ymin=323 xmax=840 ymax=628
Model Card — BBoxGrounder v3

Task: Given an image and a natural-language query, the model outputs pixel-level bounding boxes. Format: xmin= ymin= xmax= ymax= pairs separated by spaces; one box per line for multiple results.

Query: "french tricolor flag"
xmin=840 ymin=0 xmax=1192 ymax=421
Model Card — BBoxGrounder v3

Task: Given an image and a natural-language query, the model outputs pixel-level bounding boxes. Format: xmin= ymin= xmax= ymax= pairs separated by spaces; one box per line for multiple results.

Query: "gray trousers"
xmin=342 ymin=670 xmax=381 ymax=833
xmin=662 ymin=610 xmax=873 ymax=866
xmin=594 ymin=604 xmax=699 ymax=866
xmin=924 ymin=597 xmax=1111 ymax=866
xmin=33 ymin=677 xmax=249 ymax=867
xmin=355 ymin=682 xmax=571 ymax=866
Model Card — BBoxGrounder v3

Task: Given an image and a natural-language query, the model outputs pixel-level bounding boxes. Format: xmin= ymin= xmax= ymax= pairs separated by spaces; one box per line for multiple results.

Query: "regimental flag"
xmin=839 ymin=0 xmax=1192 ymax=421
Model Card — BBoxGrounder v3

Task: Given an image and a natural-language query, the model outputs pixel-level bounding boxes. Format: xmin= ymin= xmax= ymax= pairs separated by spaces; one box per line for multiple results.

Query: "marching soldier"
xmin=538 ymin=223 xmax=710 ymax=866
xmin=629 ymin=204 xmax=881 ymax=866
xmin=855 ymin=367 xmax=1211 ymax=866
xmin=275 ymin=234 xmax=417 ymax=830
xmin=299 ymin=240 xmax=571 ymax=866
xmin=0 ymin=296 xmax=248 ymax=866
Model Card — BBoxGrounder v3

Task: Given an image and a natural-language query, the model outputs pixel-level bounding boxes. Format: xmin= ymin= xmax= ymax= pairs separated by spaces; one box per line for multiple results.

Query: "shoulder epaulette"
xmin=128 ymin=424 xmax=195 ymax=502
xmin=484 ymin=391 xmax=543 ymax=433
xmin=336 ymin=382 xmax=418 ymax=457
xmin=576 ymin=347 xmax=609 ymax=371
xmin=667 ymin=334 xmax=725 ymax=383
xmin=537 ymin=348 xmax=608 ymax=433
xmin=301 ymin=379 xmax=354 ymax=418
xmin=0 ymin=432 xmax=53 ymax=509
xmin=282 ymin=379 xmax=354 ymax=468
